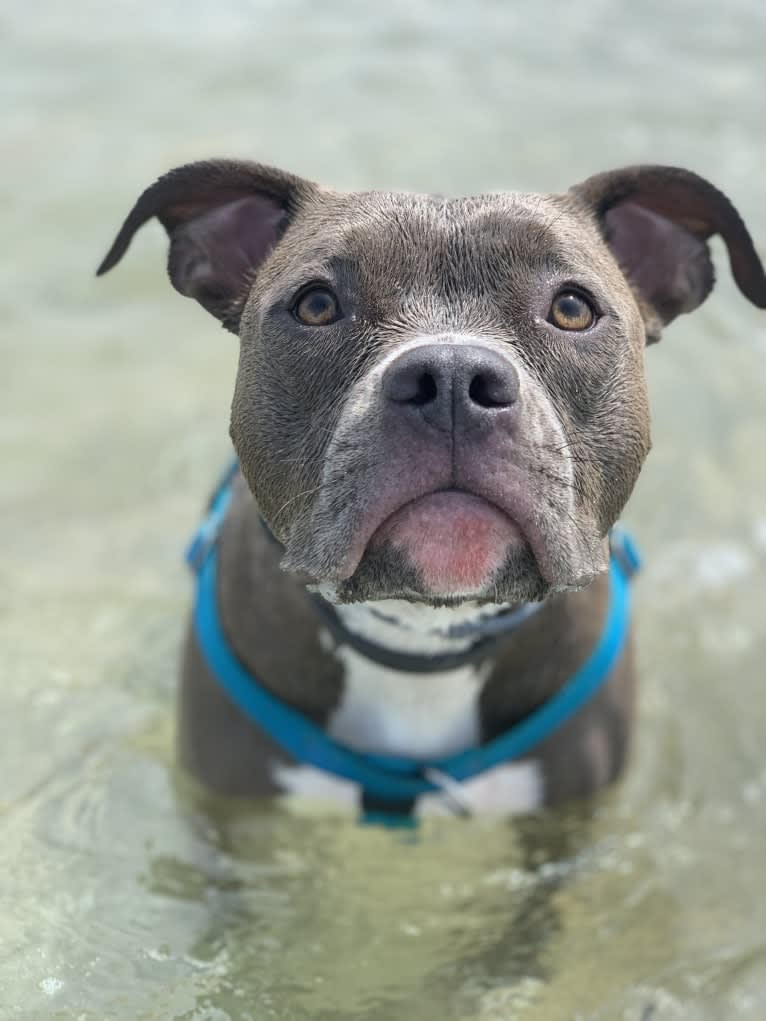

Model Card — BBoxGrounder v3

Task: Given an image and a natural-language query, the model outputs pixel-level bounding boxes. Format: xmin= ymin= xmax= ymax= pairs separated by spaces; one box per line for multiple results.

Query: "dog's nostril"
xmin=386 ymin=367 xmax=439 ymax=405
xmin=412 ymin=372 xmax=438 ymax=405
xmin=468 ymin=372 xmax=514 ymax=408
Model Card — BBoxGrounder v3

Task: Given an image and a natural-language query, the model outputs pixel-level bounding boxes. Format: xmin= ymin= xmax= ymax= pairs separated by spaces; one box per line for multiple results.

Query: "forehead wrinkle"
xmin=343 ymin=194 xmax=581 ymax=267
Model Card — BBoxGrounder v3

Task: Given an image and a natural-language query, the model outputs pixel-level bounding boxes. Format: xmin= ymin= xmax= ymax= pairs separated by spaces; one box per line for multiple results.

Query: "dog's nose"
xmin=383 ymin=343 xmax=519 ymax=432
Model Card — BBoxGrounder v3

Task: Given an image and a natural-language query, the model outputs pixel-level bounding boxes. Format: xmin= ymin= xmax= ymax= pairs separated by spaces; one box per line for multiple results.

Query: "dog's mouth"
xmin=360 ymin=489 xmax=524 ymax=597
xmin=280 ymin=423 xmax=609 ymax=603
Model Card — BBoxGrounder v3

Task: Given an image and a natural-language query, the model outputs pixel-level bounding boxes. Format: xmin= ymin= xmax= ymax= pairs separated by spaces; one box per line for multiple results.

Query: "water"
xmin=2 ymin=1 xmax=766 ymax=1017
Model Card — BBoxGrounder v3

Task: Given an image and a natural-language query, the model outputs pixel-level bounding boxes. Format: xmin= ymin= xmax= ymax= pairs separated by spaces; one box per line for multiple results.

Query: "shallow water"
xmin=2 ymin=1 xmax=766 ymax=1018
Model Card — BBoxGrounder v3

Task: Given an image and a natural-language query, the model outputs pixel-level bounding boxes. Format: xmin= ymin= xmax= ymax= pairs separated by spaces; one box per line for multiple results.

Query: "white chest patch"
xmin=327 ymin=645 xmax=487 ymax=758
xmin=323 ymin=600 xmax=496 ymax=759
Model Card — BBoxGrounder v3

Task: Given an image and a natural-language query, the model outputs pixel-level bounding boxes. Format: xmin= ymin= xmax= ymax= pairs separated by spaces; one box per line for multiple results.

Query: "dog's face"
xmin=99 ymin=163 xmax=766 ymax=605
xmin=232 ymin=189 xmax=651 ymax=606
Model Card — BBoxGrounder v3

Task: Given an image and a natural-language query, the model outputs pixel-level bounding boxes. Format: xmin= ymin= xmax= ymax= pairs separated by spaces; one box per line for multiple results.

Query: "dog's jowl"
xmin=99 ymin=162 xmax=766 ymax=819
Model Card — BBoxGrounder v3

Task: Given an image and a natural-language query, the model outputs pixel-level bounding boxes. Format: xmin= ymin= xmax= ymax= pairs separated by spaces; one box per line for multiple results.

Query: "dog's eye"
xmin=548 ymin=291 xmax=596 ymax=331
xmin=293 ymin=286 xmax=341 ymax=326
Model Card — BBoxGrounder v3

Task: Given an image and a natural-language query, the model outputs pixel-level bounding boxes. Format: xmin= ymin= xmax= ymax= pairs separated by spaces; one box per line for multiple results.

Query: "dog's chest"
xmin=271 ymin=600 xmax=545 ymax=815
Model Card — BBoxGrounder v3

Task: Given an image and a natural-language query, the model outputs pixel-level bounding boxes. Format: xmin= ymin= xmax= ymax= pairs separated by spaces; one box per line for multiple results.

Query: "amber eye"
xmin=548 ymin=291 xmax=596 ymax=331
xmin=293 ymin=286 xmax=341 ymax=326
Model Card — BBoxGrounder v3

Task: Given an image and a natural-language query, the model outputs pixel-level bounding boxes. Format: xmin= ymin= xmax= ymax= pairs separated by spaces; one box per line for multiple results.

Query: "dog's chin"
xmin=325 ymin=540 xmax=549 ymax=606
xmin=320 ymin=491 xmax=551 ymax=606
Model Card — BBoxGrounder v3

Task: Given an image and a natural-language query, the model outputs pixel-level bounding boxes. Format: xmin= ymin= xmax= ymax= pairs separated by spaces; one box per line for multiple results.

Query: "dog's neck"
xmin=333 ymin=598 xmax=511 ymax=655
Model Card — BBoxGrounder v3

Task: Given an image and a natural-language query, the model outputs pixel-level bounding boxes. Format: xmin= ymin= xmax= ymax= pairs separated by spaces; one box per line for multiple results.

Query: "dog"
xmin=98 ymin=161 xmax=766 ymax=821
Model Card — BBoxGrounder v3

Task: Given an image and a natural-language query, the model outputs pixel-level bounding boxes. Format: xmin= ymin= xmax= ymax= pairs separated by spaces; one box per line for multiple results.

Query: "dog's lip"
xmin=373 ymin=488 xmax=514 ymax=537
xmin=336 ymin=485 xmax=542 ymax=582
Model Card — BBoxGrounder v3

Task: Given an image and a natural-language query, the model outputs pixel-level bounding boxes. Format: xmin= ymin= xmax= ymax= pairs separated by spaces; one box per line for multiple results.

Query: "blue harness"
xmin=186 ymin=461 xmax=640 ymax=819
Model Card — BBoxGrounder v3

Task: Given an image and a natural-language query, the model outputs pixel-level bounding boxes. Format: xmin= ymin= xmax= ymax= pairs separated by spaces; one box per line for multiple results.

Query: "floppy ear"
xmin=97 ymin=160 xmax=316 ymax=332
xmin=571 ymin=166 xmax=766 ymax=343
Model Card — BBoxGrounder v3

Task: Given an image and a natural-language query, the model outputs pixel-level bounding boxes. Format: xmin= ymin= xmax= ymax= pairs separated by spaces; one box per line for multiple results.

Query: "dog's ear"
xmin=97 ymin=160 xmax=316 ymax=332
xmin=571 ymin=166 xmax=766 ymax=342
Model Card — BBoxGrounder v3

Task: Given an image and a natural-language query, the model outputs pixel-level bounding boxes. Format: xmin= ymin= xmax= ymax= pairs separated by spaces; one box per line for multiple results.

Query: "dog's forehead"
xmin=286 ymin=188 xmax=605 ymax=278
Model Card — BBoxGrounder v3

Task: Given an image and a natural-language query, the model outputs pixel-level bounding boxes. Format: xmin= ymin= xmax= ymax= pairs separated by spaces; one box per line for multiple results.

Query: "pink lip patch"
xmin=369 ymin=491 xmax=522 ymax=595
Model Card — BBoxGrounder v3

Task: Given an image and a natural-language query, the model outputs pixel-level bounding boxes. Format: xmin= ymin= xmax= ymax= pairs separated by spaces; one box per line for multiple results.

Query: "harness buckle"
xmin=422 ymin=768 xmax=474 ymax=818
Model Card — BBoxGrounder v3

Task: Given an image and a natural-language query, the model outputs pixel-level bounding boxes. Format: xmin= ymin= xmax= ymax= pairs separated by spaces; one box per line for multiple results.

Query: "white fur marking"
xmin=271 ymin=762 xmax=358 ymax=807
xmin=328 ymin=646 xmax=488 ymax=758
xmin=335 ymin=598 xmax=511 ymax=654
xmin=418 ymin=760 xmax=544 ymax=816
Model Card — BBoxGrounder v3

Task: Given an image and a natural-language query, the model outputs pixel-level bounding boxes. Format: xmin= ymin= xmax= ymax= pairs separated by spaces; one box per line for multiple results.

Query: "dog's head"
xmin=99 ymin=162 xmax=766 ymax=605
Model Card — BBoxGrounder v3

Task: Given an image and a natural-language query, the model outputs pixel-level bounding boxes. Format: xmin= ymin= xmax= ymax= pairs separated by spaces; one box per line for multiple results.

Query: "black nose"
xmin=383 ymin=343 xmax=520 ymax=432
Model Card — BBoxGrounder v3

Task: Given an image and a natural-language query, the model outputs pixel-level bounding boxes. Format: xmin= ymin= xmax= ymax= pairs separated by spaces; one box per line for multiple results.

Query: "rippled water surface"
xmin=3 ymin=2 xmax=766 ymax=1018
